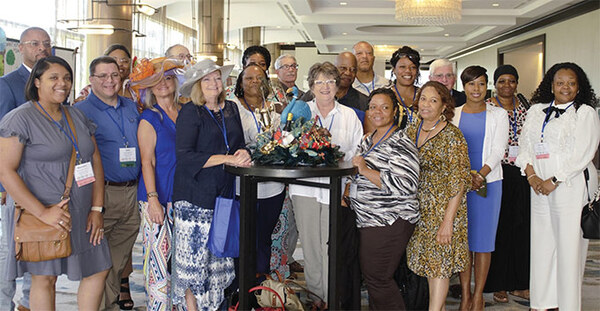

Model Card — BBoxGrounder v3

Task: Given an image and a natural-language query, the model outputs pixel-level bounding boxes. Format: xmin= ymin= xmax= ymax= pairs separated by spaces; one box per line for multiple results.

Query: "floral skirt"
xmin=269 ymin=189 xmax=292 ymax=278
xmin=139 ymin=200 xmax=174 ymax=311
xmin=172 ymin=200 xmax=235 ymax=311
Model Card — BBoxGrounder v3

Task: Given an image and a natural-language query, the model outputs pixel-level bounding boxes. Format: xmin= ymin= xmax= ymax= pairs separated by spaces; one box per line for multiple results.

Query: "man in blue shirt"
xmin=75 ymin=56 xmax=140 ymax=311
xmin=0 ymin=26 xmax=52 ymax=311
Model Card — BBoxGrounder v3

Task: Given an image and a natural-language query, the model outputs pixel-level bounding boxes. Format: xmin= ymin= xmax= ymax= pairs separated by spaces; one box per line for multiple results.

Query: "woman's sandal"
xmin=493 ymin=291 xmax=509 ymax=303
xmin=118 ymin=277 xmax=134 ymax=310
xmin=509 ymin=289 xmax=530 ymax=300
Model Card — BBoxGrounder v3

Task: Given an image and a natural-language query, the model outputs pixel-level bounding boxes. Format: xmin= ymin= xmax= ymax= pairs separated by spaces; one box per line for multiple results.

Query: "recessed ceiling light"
xmin=342 ymin=32 xmax=347 ymax=35
xmin=276 ymin=26 xmax=281 ymax=29
xmin=340 ymin=2 xmax=347 ymax=5
xmin=492 ymin=3 xmax=499 ymax=7
xmin=444 ymin=33 xmax=450 ymax=37
xmin=343 ymin=47 xmax=348 ymax=50
xmin=420 ymin=49 xmax=424 ymax=51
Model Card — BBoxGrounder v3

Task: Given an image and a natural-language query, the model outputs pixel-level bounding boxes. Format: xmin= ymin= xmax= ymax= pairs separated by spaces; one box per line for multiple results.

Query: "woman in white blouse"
xmin=232 ymin=63 xmax=286 ymax=277
xmin=516 ymin=62 xmax=600 ymax=310
xmin=288 ymin=62 xmax=363 ymax=309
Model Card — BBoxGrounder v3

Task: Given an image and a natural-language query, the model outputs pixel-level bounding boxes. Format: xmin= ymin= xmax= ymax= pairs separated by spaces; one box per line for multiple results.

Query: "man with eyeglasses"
xmin=0 ymin=26 xmax=52 ymax=311
xmin=274 ymin=54 xmax=304 ymax=103
xmin=165 ymin=44 xmax=194 ymax=64
xmin=352 ymin=41 xmax=389 ymax=96
xmin=75 ymin=56 xmax=140 ymax=311
xmin=429 ymin=58 xmax=466 ymax=107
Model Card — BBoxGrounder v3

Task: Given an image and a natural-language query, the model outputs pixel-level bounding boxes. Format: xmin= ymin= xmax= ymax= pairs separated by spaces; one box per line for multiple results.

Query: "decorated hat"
xmin=179 ymin=59 xmax=234 ymax=98
xmin=129 ymin=57 xmax=185 ymax=108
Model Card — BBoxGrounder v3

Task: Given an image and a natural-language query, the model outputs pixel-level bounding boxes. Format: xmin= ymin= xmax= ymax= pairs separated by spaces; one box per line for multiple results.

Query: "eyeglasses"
xmin=279 ymin=64 xmax=298 ymax=70
xmin=21 ymin=40 xmax=53 ymax=49
xmin=431 ymin=73 xmax=455 ymax=80
xmin=91 ymin=72 xmax=120 ymax=81
xmin=337 ymin=66 xmax=357 ymax=73
xmin=314 ymin=79 xmax=336 ymax=86
xmin=111 ymin=57 xmax=131 ymax=65
xmin=170 ymin=53 xmax=194 ymax=61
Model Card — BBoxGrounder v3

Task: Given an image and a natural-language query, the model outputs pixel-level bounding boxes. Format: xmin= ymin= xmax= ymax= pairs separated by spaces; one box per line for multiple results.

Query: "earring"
xmin=440 ymin=114 xmax=447 ymax=122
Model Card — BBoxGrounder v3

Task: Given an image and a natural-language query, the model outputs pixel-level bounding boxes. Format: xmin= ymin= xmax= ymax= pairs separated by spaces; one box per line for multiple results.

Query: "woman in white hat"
xmin=172 ymin=59 xmax=251 ymax=310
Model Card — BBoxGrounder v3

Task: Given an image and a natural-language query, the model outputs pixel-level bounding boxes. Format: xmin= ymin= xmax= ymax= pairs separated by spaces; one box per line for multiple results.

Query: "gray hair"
xmin=274 ymin=54 xmax=297 ymax=70
xmin=429 ymin=58 xmax=456 ymax=75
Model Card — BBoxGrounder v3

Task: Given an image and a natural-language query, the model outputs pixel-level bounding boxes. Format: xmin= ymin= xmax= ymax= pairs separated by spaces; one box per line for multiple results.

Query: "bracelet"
xmin=475 ymin=171 xmax=485 ymax=181
xmin=527 ymin=173 xmax=537 ymax=181
xmin=147 ymin=191 xmax=159 ymax=199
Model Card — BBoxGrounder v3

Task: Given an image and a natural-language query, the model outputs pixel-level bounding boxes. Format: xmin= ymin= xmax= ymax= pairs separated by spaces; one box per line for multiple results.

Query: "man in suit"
xmin=429 ymin=58 xmax=466 ymax=107
xmin=0 ymin=26 xmax=52 ymax=311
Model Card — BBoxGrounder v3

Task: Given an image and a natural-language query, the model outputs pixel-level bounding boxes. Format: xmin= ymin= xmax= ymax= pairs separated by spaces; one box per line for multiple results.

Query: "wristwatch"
xmin=551 ymin=176 xmax=561 ymax=186
xmin=91 ymin=206 xmax=105 ymax=214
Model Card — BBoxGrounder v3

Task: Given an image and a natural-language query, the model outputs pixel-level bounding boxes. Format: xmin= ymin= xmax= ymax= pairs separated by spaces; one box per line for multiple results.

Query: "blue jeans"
xmin=0 ymin=204 xmax=31 ymax=310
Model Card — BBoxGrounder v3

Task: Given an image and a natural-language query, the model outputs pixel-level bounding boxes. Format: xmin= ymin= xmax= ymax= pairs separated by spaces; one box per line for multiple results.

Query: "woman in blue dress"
xmin=451 ymin=66 xmax=508 ymax=310
xmin=133 ymin=57 xmax=184 ymax=310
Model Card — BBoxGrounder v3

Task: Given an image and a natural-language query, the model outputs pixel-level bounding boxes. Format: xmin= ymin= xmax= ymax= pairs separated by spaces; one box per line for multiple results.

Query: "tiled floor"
xmin=13 ymin=236 xmax=600 ymax=310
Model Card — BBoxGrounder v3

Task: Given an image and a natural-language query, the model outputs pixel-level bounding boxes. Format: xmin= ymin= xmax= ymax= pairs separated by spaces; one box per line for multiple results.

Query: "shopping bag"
xmin=208 ymin=183 xmax=240 ymax=258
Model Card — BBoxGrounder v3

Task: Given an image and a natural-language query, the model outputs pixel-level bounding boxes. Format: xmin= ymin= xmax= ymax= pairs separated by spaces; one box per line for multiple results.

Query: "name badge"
xmin=119 ymin=147 xmax=137 ymax=167
xmin=74 ymin=162 xmax=95 ymax=187
xmin=534 ymin=142 xmax=550 ymax=159
xmin=508 ymin=145 xmax=519 ymax=162
xmin=349 ymin=182 xmax=358 ymax=199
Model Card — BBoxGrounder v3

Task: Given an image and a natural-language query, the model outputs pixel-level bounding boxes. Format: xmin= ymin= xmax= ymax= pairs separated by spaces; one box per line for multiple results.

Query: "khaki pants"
xmin=101 ymin=184 xmax=140 ymax=311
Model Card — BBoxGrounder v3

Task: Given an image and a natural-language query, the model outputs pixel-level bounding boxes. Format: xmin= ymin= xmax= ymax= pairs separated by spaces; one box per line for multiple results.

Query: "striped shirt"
xmin=350 ymin=128 xmax=420 ymax=228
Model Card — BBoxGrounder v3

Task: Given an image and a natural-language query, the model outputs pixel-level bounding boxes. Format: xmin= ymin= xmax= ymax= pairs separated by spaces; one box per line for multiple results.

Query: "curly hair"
xmin=368 ymin=87 xmax=407 ymax=129
xmin=234 ymin=63 xmax=269 ymax=98
xmin=530 ymin=62 xmax=598 ymax=109
xmin=414 ymin=81 xmax=456 ymax=122
xmin=390 ymin=46 xmax=421 ymax=84
xmin=242 ymin=45 xmax=272 ymax=69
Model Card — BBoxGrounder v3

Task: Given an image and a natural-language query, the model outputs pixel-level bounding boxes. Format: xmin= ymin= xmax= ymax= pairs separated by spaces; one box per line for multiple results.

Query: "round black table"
xmin=225 ymin=161 xmax=357 ymax=310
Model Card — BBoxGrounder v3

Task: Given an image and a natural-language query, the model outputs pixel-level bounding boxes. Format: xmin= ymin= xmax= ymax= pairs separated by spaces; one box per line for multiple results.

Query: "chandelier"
xmin=395 ymin=0 xmax=462 ymax=26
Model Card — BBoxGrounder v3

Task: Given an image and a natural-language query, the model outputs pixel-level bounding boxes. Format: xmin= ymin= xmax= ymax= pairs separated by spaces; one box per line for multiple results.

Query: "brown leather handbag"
xmin=14 ymin=108 xmax=78 ymax=262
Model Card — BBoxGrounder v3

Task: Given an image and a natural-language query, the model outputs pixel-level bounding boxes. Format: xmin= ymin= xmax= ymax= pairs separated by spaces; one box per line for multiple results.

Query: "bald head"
xmin=352 ymin=41 xmax=375 ymax=74
xmin=19 ymin=27 xmax=51 ymax=68
xmin=166 ymin=44 xmax=192 ymax=63
xmin=335 ymin=52 xmax=358 ymax=89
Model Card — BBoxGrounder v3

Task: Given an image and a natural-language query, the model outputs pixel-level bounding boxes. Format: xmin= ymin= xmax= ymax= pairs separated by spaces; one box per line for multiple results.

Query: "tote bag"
xmin=208 ymin=182 xmax=240 ymax=258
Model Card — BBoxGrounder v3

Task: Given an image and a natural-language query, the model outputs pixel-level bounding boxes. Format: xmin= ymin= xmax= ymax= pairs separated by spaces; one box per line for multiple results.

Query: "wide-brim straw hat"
xmin=179 ymin=59 xmax=234 ymax=98
xmin=129 ymin=57 xmax=185 ymax=90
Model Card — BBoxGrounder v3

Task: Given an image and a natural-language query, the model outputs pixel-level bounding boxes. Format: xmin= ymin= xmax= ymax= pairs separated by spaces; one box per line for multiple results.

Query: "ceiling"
xmin=143 ymin=0 xmax=586 ymax=62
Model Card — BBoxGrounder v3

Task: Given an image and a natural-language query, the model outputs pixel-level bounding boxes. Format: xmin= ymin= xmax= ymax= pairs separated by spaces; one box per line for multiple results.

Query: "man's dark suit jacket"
xmin=452 ymin=89 xmax=466 ymax=107
xmin=0 ymin=65 xmax=29 ymax=118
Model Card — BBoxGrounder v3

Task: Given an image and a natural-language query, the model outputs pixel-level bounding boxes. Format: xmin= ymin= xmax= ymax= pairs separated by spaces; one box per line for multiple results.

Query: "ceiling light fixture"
xmin=492 ymin=3 xmax=500 ymax=7
xmin=395 ymin=0 xmax=462 ymax=25
xmin=67 ymin=24 xmax=115 ymax=35
xmin=342 ymin=32 xmax=347 ymax=35
xmin=340 ymin=2 xmax=347 ymax=5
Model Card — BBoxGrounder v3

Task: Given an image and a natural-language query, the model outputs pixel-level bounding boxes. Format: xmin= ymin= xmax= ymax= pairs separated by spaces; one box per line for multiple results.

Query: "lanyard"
xmin=358 ymin=79 xmax=375 ymax=95
xmin=204 ymin=105 xmax=230 ymax=153
xmin=496 ymin=96 xmax=518 ymax=139
xmin=363 ymin=124 xmax=395 ymax=158
xmin=540 ymin=100 xmax=574 ymax=142
xmin=104 ymin=106 xmax=129 ymax=147
xmin=415 ymin=118 xmax=441 ymax=149
xmin=318 ymin=114 xmax=335 ymax=132
xmin=394 ymin=84 xmax=416 ymax=122
xmin=242 ymin=97 xmax=262 ymax=133
xmin=36 ymin=101 xmax=81 ymax=161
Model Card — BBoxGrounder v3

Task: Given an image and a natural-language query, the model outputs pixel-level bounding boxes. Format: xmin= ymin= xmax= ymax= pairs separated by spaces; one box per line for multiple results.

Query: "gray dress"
xmin=0 ymin=102 xmax=111 ymax=280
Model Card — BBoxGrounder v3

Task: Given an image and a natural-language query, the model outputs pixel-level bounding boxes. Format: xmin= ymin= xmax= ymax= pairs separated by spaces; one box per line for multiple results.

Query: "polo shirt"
xmin=75 ymin=91 xmax=140 ymax=182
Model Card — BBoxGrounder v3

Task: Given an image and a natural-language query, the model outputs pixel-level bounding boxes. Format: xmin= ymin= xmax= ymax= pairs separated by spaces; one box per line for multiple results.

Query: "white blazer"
xmin=452 ymin=103 xmax=509 ymax=183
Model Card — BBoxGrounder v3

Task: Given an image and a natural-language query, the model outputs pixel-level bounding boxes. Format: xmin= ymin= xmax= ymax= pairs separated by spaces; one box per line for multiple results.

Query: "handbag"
xmin=14 ymin=108 xmax=78 ymax=262
xmin=581 ymin=168 xmax=600 ymax=239
xmin=229 ymin=285 xmax=286 ymax=311
xmin=208 ymin=181 xmax=240 ymax=258
xmin=255 ymin=272 xmax=305 ymax=311
xmin=395 ymin=253 xmax=429 ymax=310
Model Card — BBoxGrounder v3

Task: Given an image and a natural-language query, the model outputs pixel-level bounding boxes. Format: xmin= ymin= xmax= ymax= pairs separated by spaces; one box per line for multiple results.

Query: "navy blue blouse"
xmin=173 ymin=100 xmax=247 ymax=209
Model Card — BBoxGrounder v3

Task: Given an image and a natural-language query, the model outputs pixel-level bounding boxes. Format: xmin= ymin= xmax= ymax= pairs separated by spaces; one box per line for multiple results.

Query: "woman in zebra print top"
xmin=347 ymin=88 xmax=420 ymax=309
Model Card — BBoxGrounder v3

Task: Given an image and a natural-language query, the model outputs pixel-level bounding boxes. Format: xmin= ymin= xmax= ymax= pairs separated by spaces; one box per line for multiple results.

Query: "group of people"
xmin=0 ymin=26 xmax=598 ymax=311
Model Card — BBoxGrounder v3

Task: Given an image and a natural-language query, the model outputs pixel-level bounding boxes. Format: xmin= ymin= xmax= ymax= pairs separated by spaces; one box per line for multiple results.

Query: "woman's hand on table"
xmin=228 ymin=149 xmax=252 ymax=167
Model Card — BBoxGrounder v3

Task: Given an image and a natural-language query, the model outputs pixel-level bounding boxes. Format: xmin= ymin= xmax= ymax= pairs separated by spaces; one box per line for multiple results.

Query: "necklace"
xmin=421 ymin=118 xmax=441 ymax=132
